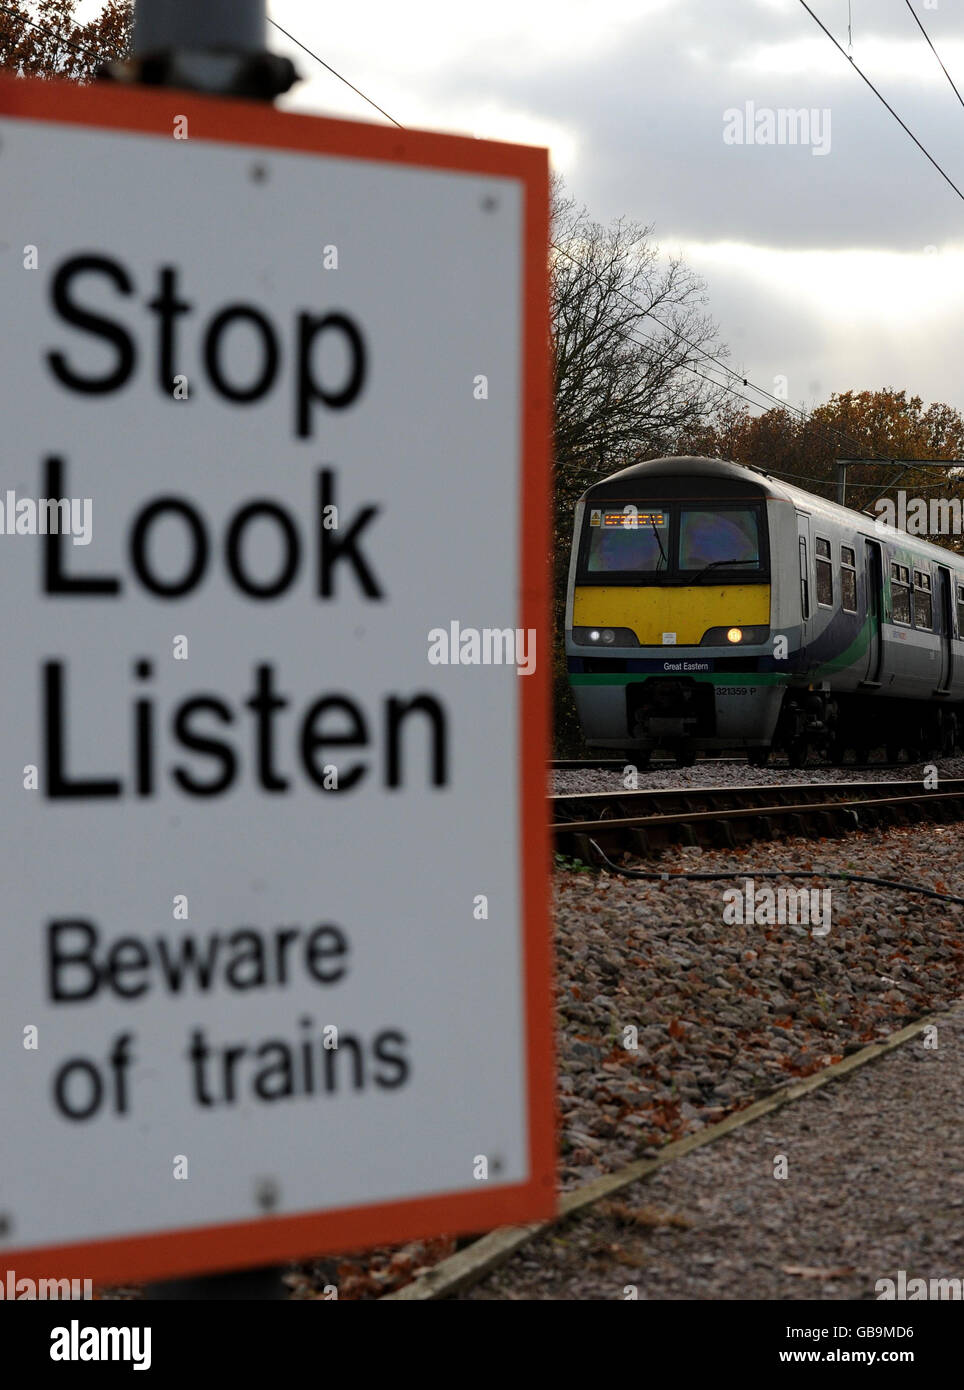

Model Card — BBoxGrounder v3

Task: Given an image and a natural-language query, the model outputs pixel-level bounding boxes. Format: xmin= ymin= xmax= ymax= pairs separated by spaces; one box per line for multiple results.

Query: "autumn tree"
xmin=680 ymin=387 xmax=964 ymax=549
xmin=0 ymin=0 xmax=132 ymax=82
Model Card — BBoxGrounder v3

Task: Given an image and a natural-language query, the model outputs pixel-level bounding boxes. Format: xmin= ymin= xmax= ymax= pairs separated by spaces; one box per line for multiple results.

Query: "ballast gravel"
xmin=552 ymin=753 xmax=964 ymax=797
xmin=464 ymin=1000 xmax=964 ymax=1301
xmin=546 ymin=820 xmax=964 ymax=1192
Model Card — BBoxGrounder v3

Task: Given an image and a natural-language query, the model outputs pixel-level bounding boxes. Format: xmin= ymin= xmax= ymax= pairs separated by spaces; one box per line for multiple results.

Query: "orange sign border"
xmin=0 ymin=73 xmax=555 ymax=1286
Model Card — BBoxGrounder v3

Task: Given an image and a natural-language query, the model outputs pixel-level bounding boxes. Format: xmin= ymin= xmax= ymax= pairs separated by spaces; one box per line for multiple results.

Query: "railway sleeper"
xmin=751 ymin=814 xmax=773 ymax=842
xmin=714 ymin=819 xmax=738 ymax=849
xmin=570 ymin=833 xmax=600 ymax=865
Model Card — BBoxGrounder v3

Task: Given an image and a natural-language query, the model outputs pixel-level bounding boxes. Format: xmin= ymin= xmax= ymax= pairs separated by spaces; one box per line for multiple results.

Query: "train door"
xmin=861 ymin=539 xmax=883 ymax=686
xmin=796 ymin=513 xmax=812 ymax=654
xmin=936 ymin=566 xmax=954 ymax=693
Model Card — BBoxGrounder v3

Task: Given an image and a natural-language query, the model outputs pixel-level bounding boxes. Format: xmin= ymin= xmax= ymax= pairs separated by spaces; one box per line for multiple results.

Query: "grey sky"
xmin=267 ymin=0 xmax=964 ymax=416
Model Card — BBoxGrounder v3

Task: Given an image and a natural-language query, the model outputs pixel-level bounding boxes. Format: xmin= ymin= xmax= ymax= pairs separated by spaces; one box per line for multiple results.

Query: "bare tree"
xmin=552 ymin=177 xmax=723 ymax=498
xmin=549 ymin=178 xmax=727 ymax=752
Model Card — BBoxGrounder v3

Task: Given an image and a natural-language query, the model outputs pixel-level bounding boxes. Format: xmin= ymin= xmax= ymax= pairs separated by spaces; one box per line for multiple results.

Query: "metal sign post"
xmin=103 ymin=0 xmax=297 ymax=99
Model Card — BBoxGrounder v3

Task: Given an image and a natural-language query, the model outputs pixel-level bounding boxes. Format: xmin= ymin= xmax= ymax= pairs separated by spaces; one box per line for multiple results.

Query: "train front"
xmin=565 ymin=456 xmax=786 ymax=764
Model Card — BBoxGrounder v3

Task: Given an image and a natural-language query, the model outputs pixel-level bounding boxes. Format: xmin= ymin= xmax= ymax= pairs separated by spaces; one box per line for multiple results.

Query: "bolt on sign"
xmin=0 ymin=75 xmax=553 ymax=1285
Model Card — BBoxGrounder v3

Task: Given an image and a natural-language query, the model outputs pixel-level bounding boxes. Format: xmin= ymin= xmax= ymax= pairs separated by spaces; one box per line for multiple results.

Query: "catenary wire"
xmin=797 ymin=0 xmax=964 ymax=206
xmin=267 ymin=10 xmax=874 ymax=462
xmin=903 ymin=0 xmax=964 ymax=115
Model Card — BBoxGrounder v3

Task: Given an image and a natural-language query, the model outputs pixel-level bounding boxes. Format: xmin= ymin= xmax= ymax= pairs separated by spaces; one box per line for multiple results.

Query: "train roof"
xmin=582 ymin=455 xmax=964 ymax=571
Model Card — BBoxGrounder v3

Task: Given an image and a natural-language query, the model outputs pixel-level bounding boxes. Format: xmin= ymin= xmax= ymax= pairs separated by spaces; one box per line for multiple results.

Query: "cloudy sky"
xmin=258 ymin=0 xmax=964 ymax=420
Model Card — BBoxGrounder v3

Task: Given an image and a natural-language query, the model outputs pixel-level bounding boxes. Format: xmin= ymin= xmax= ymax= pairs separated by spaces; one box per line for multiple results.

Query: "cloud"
xmin=268 ymin=0 xmax=964 ymax=414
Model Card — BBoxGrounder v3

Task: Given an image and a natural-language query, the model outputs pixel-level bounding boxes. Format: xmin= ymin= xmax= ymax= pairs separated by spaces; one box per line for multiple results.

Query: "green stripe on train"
xmin=569 ymin=673 xmax=790 ymax=686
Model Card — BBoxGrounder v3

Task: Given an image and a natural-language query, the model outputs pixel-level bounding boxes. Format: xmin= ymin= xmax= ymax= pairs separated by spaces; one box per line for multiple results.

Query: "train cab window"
xmin=914 ymin=570 xmax=933 ymax=629
xmin=891 ymin=563 xmax=911 ymax=625
xmin=584 ymin=507 xmax=670 ymax=574
xmin=678 ymin=508 xmax=761 ymax=573
xmin=815 ymin=537 xmax=833 ymax=606
xmin=799 ymin=537 xmax=810 ymax=619
xmin=840 ymin=546 xmax=857 ymax=612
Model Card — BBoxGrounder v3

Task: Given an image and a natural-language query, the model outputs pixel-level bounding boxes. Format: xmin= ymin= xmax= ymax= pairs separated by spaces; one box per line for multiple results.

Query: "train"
xmin=565 ymin=455 xmax=964 ymax=766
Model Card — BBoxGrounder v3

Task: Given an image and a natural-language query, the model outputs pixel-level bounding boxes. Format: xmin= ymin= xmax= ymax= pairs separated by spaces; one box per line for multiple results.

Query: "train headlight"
xmin=700 ymin=625 xmax=769 ymax=646
xmin=572 ymin=626 xmax=640 ymax=647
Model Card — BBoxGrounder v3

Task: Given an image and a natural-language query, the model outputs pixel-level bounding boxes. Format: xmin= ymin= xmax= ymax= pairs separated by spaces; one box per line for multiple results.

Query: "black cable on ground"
xmin=587 ymin=839 xmax=964 ymax=906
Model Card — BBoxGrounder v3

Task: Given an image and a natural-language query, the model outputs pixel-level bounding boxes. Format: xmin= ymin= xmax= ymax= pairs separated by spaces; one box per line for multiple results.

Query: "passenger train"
xmin=565 ymin=456 xmax=964 ymax=765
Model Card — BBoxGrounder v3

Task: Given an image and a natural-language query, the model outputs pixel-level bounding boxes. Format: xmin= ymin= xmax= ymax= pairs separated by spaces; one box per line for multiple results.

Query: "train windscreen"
xmin=678 ymin=508 xmax=761 ymax=572
xmin=585 ymin=507 xmax=670 ymax=574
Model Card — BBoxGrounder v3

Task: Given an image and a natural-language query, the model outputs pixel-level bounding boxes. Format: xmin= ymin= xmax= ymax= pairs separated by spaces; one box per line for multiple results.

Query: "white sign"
xmin=0 ymin=77 xmax=553 ymax=1284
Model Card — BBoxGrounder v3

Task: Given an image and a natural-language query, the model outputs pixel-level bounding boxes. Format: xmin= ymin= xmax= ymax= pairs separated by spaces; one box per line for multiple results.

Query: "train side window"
xmin=798 ymin=537 xmax=810 ymax=619
xmin=815 ymin=536 xmax=833 ymax=606
xmin=914 ymin=570 xmax=933 ymax=629
xmin=840 ymin=545 xmax=857 ymax=612
xmin=958 ymin=584 xmax=964 ymax=635
xmin=891 ymin=562 xmax=911 ymax=625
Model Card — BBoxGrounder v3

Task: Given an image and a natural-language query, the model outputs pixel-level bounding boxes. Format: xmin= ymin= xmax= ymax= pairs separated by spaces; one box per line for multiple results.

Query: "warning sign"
xmin=0 ymin=76 xmax=553 ymax=1284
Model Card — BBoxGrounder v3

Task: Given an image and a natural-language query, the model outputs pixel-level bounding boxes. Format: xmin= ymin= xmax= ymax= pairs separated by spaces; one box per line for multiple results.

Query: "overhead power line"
xmin=263 ymin=14 xmax=861 ymax=454
xmin=797 ymin=0 xmax=964 ymax=207
xmin=266 ymin=17 xmax=403 ymax=128
xmin=549 ymin=239 xmax=870 ymax=459
xmin=903 ymin=0 xmax=964 ymax=115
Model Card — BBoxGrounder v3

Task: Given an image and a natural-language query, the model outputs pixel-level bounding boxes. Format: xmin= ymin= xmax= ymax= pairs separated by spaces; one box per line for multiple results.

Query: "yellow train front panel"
xmin=572 ymin=584 xmax=771 ymax=646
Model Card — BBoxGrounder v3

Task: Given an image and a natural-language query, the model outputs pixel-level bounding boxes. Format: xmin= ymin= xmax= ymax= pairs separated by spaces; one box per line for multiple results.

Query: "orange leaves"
xmin=331 ymin=1235 xmax=458 ymax=1299
xmin=600 ymin=1200 xmax=695 ymax=1230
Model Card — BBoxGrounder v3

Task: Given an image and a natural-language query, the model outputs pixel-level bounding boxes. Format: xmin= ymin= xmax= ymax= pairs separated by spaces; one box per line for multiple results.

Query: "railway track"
xmin=551 ymin=757 xmax=742 ymax=770
xmin=551 ymin=778 xmax=964 ymax=857
xmin=551 ymin=757 xmax=930 ymax=773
